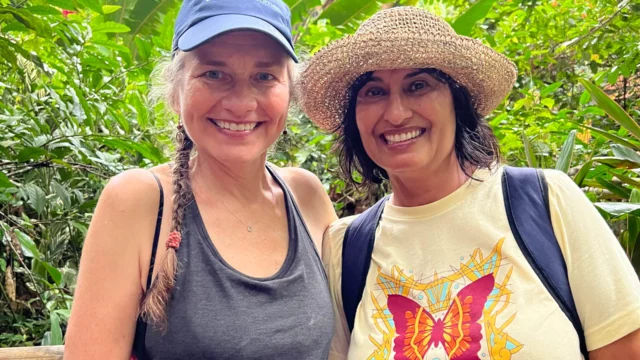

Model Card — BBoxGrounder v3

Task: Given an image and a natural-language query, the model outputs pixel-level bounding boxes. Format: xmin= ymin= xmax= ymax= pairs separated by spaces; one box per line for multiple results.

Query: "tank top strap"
xmin=266 ymin=164 xmax=320 ymax=260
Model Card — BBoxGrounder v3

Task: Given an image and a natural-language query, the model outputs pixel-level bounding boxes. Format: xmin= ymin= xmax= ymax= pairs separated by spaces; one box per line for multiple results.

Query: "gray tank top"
xmin=138 ymin=166 xmax=334 ymax=359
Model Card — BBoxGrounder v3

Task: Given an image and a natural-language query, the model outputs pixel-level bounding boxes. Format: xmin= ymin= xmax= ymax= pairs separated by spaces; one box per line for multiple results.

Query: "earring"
xmin=283 ymin=128 xmax=288 ymax=135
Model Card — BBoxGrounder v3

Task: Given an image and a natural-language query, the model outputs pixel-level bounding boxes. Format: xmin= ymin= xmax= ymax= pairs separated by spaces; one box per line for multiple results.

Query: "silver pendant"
xmin=247 ymin=226 xmax=252 ymax=232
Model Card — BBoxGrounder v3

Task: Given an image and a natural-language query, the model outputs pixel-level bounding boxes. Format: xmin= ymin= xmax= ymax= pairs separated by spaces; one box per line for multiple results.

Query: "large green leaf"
xmin=573 ymin=160 xmax=592 ymax=187
xmin=555 ymin=130 xmax=576 ymax=173
xmin=22 ymin=183 xmax=47 ymax=215
xmin=592 ymin=157 xmax=640 ymax=169
xmin=126 ymin=0 xmax=178 ymax=41
xmin=52 ymin=181 xmax=71 ymax=209
xmin=0 ymin=170 xmax=13 ymax=189
xmin=92 ymin=21 xmax=131 ymax=34
xmin=579 ymin=78 xmax=640 ymax=141
xmin=572 ymin=122 xmax=640 ymax=151
xmin=596 ymin=177 xmax=631 ymax=199
xmin=611 ymin=144 xmax=640 ymax=165
xmin=451 ymin=0 xmax=497 ymax=36
xmin=14 ymin=229 xmax=41 ymax=258
xmin=49 ymin=312 xmax=63 ymax=345
xmin=286 ymin=0 xmax=322 ymax=30
xmin=595 ymin=202 xmax=640 ymax=218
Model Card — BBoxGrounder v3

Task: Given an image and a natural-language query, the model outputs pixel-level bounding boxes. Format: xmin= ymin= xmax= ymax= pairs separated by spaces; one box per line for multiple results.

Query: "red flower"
xmin=61 ymin=10 xmax=76 ymax=18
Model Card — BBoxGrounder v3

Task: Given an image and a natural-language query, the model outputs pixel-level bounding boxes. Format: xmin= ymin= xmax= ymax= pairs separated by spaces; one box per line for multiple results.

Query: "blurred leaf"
xmin=595 ymin=202 xmax=640 ymax=218
xmin=611 ymin=144 xmax=640 ymax=164
xmin=40 ymin=260 xmax=63 ymax=286
xmin=92 ymin=21 xmax=131 ymax=33
xmin=596 ymin=177 xmax=631 ymax=199
xmin=592 ymin=157 xmax=640 ymax=169
xmin=574 ymin=160 xmax=592 ymax=187
xmin=77 ymin=0 xmax=103 ymax=14
xmin=522 ymin=131 xmax=538 ymax=168
xmin=556 ymin=130 xmax=576 ymax=173
xmin=102 ymin=5 xmax=122 ymax=14
xmin=579 ymin=78 xmax=640 ymax=140
xmin=573 ymin=122 xmax=640 ymax=151
xmin=22 ymin=183 xmax=47 ymax=215
xmin=126 ymin=0 xmax=179 ymax=40
xmin=452 ymin=0 xmax=497 ymax=36
xmin=0 ymin=171 xmax=13 ymax=189
xmin=14 ymin=229 xmax=40 ymax=258
xmin=49 ymin=312 xmax=63 ymax=345
xmin=320 ymin=0 xmax=382 ymax=30
xmin=540 ymin=81 xmax=563 ymax=97
xmin=52 ymin=181 xmax=71 ymax=209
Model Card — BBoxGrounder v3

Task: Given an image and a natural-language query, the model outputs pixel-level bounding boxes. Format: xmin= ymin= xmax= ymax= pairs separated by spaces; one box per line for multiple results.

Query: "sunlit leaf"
xmin=92 ymin=21 xmax=131 ymax=34
xmin=572 ymin=122 xmax=640 ymax=151
xmin=556 ymin=130 xmax=576 ymax=173
xmin=579 ymin=78 xmax=640 ymax=140
xmin=452 ymin=0 xmax=497 ymax=36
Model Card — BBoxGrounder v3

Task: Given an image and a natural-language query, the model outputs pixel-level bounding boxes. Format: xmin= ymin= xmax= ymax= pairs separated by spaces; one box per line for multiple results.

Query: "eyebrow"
xmin=405 ymin=69 xmax=432 ymax=78
xmin=200 ymin=60 xmax=281 ymax=68
xmin=363 ymin=69 xmax=432 ymax=84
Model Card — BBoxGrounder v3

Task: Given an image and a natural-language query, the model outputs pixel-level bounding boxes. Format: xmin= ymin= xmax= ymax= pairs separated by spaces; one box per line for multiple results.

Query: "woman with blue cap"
xmin=65 ymin=1 xmax=336 ymax=359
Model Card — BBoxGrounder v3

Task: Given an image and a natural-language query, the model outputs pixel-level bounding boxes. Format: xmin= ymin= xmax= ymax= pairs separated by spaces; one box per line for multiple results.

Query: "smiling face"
xmin=354 ymin=68 xmax=458 ymax=177
xmin=176 ymin=31 xmax=291 ymax=164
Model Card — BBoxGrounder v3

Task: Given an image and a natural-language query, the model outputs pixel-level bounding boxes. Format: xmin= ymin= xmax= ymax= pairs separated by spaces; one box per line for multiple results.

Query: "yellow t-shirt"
xmin=323 ymin=166 xmax=640 ymax=360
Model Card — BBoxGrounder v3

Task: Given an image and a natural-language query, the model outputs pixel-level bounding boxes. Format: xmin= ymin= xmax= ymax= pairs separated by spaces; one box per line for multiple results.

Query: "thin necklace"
xmin=195 ymin=175 xmax=276 ymax=233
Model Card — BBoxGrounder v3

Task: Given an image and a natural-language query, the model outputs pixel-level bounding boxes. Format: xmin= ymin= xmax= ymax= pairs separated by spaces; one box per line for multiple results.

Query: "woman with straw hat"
xmin=65 ymin=1 xmax=336 ymax=359
xmin=299 ymin=6 xmax=640 ymax=360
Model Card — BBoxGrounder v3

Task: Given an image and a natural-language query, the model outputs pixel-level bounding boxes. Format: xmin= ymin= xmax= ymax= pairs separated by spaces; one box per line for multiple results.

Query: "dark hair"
xmin=334 ymin=68 xmax=500 ymax=188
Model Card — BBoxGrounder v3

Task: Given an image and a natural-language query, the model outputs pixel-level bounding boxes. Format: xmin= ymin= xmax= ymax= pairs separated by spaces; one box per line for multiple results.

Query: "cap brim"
xmin=177 ymin=14 xmax=298 ymax=63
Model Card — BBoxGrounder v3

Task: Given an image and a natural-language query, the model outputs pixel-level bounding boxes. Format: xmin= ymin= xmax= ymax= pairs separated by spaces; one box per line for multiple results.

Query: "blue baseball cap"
xmin=172 ymin=0 xmax=298 ymax=63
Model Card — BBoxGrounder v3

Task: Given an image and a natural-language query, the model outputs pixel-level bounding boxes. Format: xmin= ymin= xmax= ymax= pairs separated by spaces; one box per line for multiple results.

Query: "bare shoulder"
xmin=275 ymin=166 xmax=326 ymax=198
xmin=100 ymin=168 xmax=163 ymax=212
xmin=273 ymin=165 xmax=337 ymax=250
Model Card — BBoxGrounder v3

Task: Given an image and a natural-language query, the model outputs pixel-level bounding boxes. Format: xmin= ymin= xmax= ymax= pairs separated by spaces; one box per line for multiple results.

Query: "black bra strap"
xmin=146 ymin=172 xmax=164 ymax=291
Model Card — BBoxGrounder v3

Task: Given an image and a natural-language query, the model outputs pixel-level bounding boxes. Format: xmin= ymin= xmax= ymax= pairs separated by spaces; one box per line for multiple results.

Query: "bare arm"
xmin=590 ymin=329 xmax=640 ymax=360
xmin=64 ymin=169 xmax=162 ymax=360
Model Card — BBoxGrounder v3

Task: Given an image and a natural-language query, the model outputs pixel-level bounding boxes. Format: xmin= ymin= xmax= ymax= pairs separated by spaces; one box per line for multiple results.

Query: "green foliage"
xmin=1 ymin=0 xmax=639 ymax=348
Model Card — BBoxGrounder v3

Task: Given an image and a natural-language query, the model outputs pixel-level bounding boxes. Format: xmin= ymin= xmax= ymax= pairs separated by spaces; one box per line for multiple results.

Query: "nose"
xmin=220 ymin=83 xmax=258 ymax=118
xmin=383 ymin=92 xmax=412 ymax=125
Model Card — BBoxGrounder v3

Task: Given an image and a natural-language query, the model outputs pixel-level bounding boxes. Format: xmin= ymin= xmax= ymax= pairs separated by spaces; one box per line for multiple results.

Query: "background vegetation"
xmin=0 ymin=0 xmax=638 ymax=347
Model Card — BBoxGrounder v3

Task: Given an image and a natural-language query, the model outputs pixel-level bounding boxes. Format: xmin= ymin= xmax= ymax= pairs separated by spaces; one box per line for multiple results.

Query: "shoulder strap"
xmin=146 ymin=172 xmax=164 ymax=291
xmin=132 ymin=172 xmax=165 ymax=360
xmin=341 ymin=195 xmax=390 ymax=333
xmin=502 ymin=166 xmax=588 ymax=358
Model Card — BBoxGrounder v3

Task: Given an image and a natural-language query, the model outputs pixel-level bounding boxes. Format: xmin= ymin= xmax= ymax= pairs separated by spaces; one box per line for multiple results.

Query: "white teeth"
xmin=384 ymin=130 xmax=423 ymax=144
xmin=213 ymin=120 xmax=258 ymax=132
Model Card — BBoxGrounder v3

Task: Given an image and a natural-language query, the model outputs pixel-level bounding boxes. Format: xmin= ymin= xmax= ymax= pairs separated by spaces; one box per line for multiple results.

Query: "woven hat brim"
xmin=298 ymin=33 xmax=517 ymax=131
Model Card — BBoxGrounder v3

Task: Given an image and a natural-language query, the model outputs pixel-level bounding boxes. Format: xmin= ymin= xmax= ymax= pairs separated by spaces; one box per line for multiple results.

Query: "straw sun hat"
xmin=298 ymin=6 xmax=518 ymax=131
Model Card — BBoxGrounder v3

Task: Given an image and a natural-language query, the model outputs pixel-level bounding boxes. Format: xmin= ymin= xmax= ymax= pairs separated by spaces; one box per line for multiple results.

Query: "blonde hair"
xmin=139 ymin=50 xmax=296 ymax=330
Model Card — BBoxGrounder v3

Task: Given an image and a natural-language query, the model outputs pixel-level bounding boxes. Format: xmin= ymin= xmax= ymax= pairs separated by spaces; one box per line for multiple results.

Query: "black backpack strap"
xmin=341 ymin=195 xmax=390 ymax=333
xmin=502 ymin=166 xmax=588 ymax=358
xmin=146 ymin=172 xmax=165 ymax=291
xmin=132 ymin=171 xmax=165 ymax=359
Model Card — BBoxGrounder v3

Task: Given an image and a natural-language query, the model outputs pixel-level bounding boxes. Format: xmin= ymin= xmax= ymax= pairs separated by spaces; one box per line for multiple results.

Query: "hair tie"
xmin=166 ymin=231 xmax=182 ymax=250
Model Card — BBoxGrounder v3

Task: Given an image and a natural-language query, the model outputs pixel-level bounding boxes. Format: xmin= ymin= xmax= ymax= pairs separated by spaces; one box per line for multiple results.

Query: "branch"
xmin=554 ymin=0 xmax=631 ymax=53
xmin=1 ymin=227 xmax=47 ymax=309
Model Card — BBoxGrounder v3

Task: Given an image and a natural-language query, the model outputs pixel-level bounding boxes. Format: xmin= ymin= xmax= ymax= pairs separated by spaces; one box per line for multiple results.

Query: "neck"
xmin=191 ymin=151 xmax=272 ymax=204
xmin=388 ymin=155 xmax=472 ymax=207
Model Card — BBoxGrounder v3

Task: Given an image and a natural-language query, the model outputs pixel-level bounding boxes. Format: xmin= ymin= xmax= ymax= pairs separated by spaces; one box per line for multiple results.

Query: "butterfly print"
xmin=387 ymin=274 xmax=495 ymax=360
